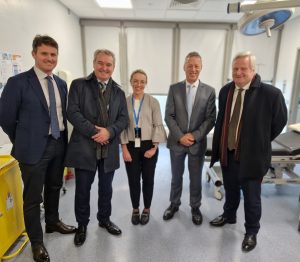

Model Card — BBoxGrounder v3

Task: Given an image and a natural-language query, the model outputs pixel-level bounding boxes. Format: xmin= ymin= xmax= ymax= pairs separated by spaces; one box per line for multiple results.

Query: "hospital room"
xmin=0 ymin=0 xmax=300 ymax=261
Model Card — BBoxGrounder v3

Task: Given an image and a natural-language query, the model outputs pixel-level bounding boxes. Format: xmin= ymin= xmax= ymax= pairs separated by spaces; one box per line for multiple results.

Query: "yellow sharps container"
xmin=0 ymin=155 xmax=25 ymax=259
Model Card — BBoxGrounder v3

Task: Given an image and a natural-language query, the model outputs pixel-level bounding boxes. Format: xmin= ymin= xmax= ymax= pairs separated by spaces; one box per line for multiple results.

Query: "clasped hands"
xmin=179 ymin=133 xmax=195 ymax=147
xmin=91 ymin=125 xmax=110 ymax=145
xmin=122 ymin=145 xmax=157 ymax=162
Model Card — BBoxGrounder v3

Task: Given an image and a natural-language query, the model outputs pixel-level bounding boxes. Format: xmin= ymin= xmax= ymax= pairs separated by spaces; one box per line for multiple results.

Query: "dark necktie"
xmin=99 ymin=82 xmax=106 ymax=94
xmin=46 ymin=76 xmax=60 ymax=139
xmin=228 ymin=89 xmax=242 ymax=150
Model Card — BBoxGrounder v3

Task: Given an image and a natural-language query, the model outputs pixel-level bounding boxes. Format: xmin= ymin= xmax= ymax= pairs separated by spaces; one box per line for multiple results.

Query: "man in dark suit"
xmin=0 ymin=35 xmax=76 ymax=262
xmin=65 ymin=49 xmax=128 ymax=246
xmin=163 ymin=51 xmax=216 ymax=225
xmin=210 ymin=51 xmax=287 ymax=252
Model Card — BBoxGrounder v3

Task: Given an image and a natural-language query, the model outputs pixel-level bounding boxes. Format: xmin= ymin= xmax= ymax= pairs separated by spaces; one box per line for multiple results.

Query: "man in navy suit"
xmin=0 ymin=35 xmax=75 ymax=262
xmin=163 ymin=51 xmax=216 ymax=225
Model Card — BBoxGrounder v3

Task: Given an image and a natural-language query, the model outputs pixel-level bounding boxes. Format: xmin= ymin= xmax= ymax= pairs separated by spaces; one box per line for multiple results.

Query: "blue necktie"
xmin=46 ymin=76 xmax=60 ymax=139
xmin=187 ymin=85 xmax=193 ymax=123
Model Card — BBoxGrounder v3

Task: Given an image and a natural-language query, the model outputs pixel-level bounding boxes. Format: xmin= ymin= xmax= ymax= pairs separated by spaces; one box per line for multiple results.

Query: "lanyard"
xmin=132 ymin=95 xmax=144 ymax=132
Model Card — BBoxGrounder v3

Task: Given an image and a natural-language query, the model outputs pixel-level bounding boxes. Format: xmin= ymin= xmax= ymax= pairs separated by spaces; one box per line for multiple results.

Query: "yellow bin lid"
xmin=0 ymin=155 xmax=16 ymax=174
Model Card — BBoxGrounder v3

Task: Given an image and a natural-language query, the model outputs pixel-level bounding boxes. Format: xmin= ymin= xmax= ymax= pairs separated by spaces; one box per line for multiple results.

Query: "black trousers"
xmin=75 ymin=160 xmax=114 ymax=226
xmin=221 ymin=150 xmax=262 ymax=234
xmin=19 ymin=136 xmax=65 ymax=245
xmin=125 ymin=141 xmax=158 ymax=209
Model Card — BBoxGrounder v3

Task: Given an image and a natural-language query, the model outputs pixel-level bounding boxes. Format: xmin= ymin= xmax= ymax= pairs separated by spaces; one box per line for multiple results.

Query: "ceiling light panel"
xmin=95 ymin=0 xmax=132 ymax=9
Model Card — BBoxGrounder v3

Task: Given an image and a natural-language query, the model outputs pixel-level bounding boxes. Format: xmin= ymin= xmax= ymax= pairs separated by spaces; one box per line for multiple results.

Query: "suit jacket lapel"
xmin=179 ymin=81 xmax=188 ymax=116
xmin=192 ymin=81 xmax=202 ymax=112
xmin=28 ymin=68 xmax=49 ymax=112
xmin=189 ymin=81 xmax=202 ymax=126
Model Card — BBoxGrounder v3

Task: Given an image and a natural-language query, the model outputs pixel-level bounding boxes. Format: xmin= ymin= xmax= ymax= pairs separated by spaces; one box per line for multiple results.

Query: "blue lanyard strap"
xmin=132 ymin=95 xmax=144 ymax=132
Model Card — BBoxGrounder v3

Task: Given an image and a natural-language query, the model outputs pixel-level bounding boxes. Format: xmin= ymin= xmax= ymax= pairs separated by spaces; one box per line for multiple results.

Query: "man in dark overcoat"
xmin=210 ymin=51 xmax=287 ymax=252
xmin=65 ymin=49 xmax=128 ymax=246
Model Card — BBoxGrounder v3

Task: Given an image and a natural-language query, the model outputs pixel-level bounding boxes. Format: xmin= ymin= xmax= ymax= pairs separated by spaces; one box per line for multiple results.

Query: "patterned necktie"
xmin=186 ymin=85 xmax=193 ymax=122
xmin=46 ymin=76 xmax=60 ymax=139
xmin=99 ymin=82 xmax=106 ymax=94
xmin=228 ymin=89 xmax=242 ymax=150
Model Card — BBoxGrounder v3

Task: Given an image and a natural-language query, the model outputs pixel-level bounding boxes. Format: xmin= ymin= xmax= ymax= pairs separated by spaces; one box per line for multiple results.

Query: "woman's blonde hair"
xmin=130 ymin=69 xmax=148 ymax=83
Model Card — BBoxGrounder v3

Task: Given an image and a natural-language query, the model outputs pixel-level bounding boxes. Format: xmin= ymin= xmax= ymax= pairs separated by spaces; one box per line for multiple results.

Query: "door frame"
xmin=288 ymin=48 xmax=300 ymax=125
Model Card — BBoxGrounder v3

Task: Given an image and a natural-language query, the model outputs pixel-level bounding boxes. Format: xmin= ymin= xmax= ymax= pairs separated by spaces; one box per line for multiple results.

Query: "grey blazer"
xmin=165 ymin=80 xmax=216 ymax=156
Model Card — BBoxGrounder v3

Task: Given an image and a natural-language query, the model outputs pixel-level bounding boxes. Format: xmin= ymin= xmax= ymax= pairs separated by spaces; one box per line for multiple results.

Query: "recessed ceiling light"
xmin=95 ymin=0 xmax=132 ymax=9
xmin=242 ymin=0 xmax=257 ymax=3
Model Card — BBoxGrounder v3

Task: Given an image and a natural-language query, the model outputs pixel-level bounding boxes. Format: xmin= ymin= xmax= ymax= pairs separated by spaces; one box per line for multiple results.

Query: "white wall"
xmin=179 ymin=28 xmax=227 ymax=94
xmin=0 ymin=0 xmax=83 ymax=145
xmin=84 ymin=25 xmax=121 ymax=82
xmin=127 ymin=27 xmax=173 ymax=94
xmin=276 ymin=16 xmax=300 ymax=105
xmin=83 ymin=21 xmax=230 ymax=96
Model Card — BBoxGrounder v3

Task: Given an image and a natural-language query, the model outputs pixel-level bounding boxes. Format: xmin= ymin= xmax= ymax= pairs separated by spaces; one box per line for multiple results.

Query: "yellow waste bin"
xmin=0 ymin=155 xmax=25 ymax=259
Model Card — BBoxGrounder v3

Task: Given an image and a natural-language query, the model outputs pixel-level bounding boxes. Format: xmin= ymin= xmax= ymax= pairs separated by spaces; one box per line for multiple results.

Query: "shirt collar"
xmin=97 ymin=79 xmax=109 ymax=85
xmin=186 ymin=79 xmax=199 ymax=88
xmin=235 ymin=81 xmax=251 ymax=91
xmin=34 ymin=66 xmax=53 ymax=80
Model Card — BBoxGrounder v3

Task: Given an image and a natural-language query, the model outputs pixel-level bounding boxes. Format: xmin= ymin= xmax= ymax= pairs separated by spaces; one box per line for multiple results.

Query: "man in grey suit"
xmin=163 ymin=51 xmax=216 ymax=225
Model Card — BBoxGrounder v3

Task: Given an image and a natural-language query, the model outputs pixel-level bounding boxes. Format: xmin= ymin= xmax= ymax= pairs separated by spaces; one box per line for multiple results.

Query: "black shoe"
xmin=131 ymin=211 xmax=140 ymax=225
xmin=32 ymin=243 xmax=50 ymax=262
xmin=74 ymin=225 xmax=87 ymax=246
xmin=209 ymin=215 xmax=236 ymax=227
xmin=191 ymin=207 xmax=202 ymax=225
xmin=99 ymin=220 xmax=122 ymax=235
xmin=163 ymin=204 xmax=179 ymax=221
xmin=140 ymin=210 xmax=150 ymax=225
xmin=45 ymin=220 xmax=76 ymax=234
xmin=242 ymin=234 xmax=257 ymax=252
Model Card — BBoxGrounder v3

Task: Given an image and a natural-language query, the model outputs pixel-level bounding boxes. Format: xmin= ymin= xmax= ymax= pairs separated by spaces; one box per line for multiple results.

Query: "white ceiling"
xmin=58 ymin=0 xmax=300 ymax=23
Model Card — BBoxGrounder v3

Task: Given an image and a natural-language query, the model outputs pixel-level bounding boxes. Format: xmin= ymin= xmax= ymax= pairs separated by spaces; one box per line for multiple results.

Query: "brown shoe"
xmin=45 ymin=220 xmax=76 ymax=234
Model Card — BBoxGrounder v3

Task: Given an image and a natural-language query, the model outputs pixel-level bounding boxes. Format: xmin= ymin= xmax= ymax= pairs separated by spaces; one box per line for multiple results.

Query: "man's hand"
xmin=179 ymin=133 xmax=195 ymax=147
xmin=91 ymin=126 xmax=110 ymax=145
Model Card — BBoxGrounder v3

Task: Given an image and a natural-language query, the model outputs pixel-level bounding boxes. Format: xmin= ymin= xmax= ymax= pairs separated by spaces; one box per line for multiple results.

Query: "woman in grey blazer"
xmin=121 ymin=69 xmax=166 ymax=225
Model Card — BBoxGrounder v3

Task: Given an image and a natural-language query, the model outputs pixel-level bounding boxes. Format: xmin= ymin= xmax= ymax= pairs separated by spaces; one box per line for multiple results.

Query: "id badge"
xmin=135 ymin=138 xmax=141 ymax=148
